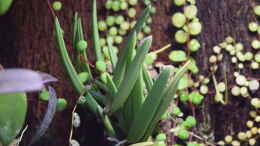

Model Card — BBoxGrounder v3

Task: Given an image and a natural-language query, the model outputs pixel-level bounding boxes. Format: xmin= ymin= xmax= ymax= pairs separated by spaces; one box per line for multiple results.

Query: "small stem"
xmin=152 ymin=44 xmax=171 ymax=54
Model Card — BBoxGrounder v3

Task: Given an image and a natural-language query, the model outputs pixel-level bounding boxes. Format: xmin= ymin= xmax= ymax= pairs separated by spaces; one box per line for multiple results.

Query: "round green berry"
xmin=251 ymin=40 xmax=260 ymax=49
xmin=183 ymin=116 xmax=197 ymax=128
xmin=189 ymin=91 xmax=204 ymax=105
xmin=78 ymin=72 xmax=90 ymax=83
xmin=100 ymin=72 xmax=109 ymax=83
xmin=76 ymin=40 xmax=88 ymax=51
xmin=98 ymin=20 xmax=107 ymax=31
xmin=254 ymin=5 xmax=260 ymax=16
xmin=129 ymin=0 xmax=138 ymax=6
xmin=115 ymin=15 xmax=125 ymax=25
xmin=120 ymin=21 xmax=130 ymax=30
xmin=169 ymin=50 xmax=187 ymax=62
xmin=105 ymin=0 xmax=113 ymax=9
xmin=39 ymin=89 xmax=49 ymax=101
xmin=176 ymin=129 xmax=189 ymax=140
xmin=52 ymin=1 xmax=62 ymax=11
xmin=180 ymin=92 xmax=189 ymax=102
xmin=149 ymin=7 xmax=156 ymax=14
xmin=173 ymin=0 xmax=186 ymax=6
xmin=114 ymin=36 xmax=123 ymax=44
xmin=109 ymin=27 xmax=118 ymax=36
xmin=128 ymin=8 xmax=136 ymax=18
xmin=143 ymin=26 xmax=151 ymax=34
xmin=248 ymin=22 xmax=258 ymax=32
xmin=175 ymin=30 xmax=189 ymax=43
xmin=184 ymin=5 xmax=198 ymax=19
xmin=255 ymin=53 xmax=260 ymax=63
xmin=120 ymin=1 xmax=128 ymax=10
xmin=112 ymin=1 xmax=120 ymax=11
xmin=172 ymin=106 xmax=182 ymax=116
xmin=156 ymin=133 xmax=167 ymax=141
xmin=188 ymin=39 xmax=200 ymax=52
xmin=56 ymin=98 xmax=68 ymax=112
xmin=188 ymin=21 xmax=202 ymax=35
xmin=172 ymin=12 xmax=187 ymax=28
xmin=106 ymin=16 xmax=115 ymax=26
xmin=96 ymin=61 xmax=107 ymax=72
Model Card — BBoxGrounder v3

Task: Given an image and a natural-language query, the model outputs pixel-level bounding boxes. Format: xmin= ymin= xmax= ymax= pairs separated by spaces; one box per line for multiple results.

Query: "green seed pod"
xmin=175 ymin=30 xmax=189 ymax=43
xmin=254 ymin=5 xmax=260 ymax=16
xmin=98 ymin=20 xmax=107 ymax=31
xmin=172 ymin=12 xmax=187 ymax=28
xmin=0 ymin=0 xmax=14 ymax=15
xmin=95 ymin=61 xmax=107 ymax=72
xmin=188 ymin=39 xmax=200 ymax=52
xmin=56 ymin=98 xmax=67 ymax=112
xmin=52 ymin=1 xmax=62 ymax=11
xmin=39 ymin=88 xmax=50 ymax=101
xmin=188 ymin=21 xmax=202 ymax=35
xmin=184 ymin=5 xmax=198 ymax=19
xmin=76 ymin=40 xmax=88 ymax=52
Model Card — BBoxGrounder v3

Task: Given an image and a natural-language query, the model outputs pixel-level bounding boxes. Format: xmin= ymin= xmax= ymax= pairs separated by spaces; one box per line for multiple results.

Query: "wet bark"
xmin=0 ymin=0 xmax=259 ymax=145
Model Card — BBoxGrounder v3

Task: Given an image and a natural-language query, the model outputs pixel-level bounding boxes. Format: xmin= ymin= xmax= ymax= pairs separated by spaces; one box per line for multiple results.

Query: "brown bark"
xmin=0 ymin=0 xmax=259 ymax=146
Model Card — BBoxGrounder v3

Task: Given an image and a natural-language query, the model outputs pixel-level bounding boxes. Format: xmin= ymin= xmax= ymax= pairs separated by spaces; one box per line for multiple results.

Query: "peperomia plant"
xmin=0 ymin=68 xmax=57 ymax=146
xmin=53 ymin=1 xmax=190 ymax=145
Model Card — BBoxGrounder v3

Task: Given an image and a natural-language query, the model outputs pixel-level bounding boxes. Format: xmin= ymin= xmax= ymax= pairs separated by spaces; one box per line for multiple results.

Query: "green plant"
xmin=0 ymin=0 xmax=14 ymax=15
xmin=53 ymin=3 xmax=190 ymax=144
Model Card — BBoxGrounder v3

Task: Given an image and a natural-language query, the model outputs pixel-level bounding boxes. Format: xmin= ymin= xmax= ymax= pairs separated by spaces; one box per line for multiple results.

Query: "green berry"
xmin=188 ymin=21 xmax=202 ymax=35
xmin=114 ymin=36 xmax=123 ymax=44
xmin=244 ymin=52 xmax=253 ymax=61
xmin=128 ymin=8 xmax=136 ymax=18
xmin=105 ymin=0 xmax=113 ymax=9
xmin=120 ymin=1 xmax=128 ymax=10
xmin=56 ymin=98 xmax=68 ymax=112
xmin=149 ymin=7 xmax=156 ymax=14
xmin=183 ymin=116 xmax=197 ymax=129
xmin=184 ymin=5 xmax=198 ymax=19
xmin=172 ymin=106 xmax=182 ymax=116
xmin=169 ymin=50 xmax=187 ymax=62
xmin=254 ymin=5 xmax=260 ymax=16
xmin=109 ymin=27 xmax=118 ymax=36
xmin=248 ymin=22 xmax=258 ymax=32
xmin=78 ymin=72 xmax=90 ymax=83
xmin=143 ymin=26 xmax=151 ymax=34
xmin=129 ymin=0 xmax=138 ymax=6
xmin=187 ymin=58 xmax=199 ymax=74
xmin=180 ymin=92 xmax=189 ymax=102
xmin=120 ymin=21 xmax=130 ymax=30
xmin=156 ymin=133 xmax=167 ymax=141
xmin=189 ymin=91 xmax=204 ymax=105
xmin=176 ymin=129 xmax=189 ymax=140
xmin=119 ymin=29 xmax=127 ymax=35
xmin=100 ymin=72 xmax=109 ymax=83
xmin=98 ymin=20 xmax=107 ymax=31
xmin=76 ymin=40 xmax=88 ymax=51
xmin=96 ymin=61 xmax=107 ymax=72
xmin=39 ymin=89 xmax=49 ymax=101
xmin=251 ymin=40 xmax=260 ymax=49
xmin=175 ymin=30 xmax=189 ymax=43
xmin=99 ymin=38 xmax=106 ymax=47
xmin=106 ymin=16 xmax=115 ymax=26
xmin=188 ymin=39 xmax=200 ymax=52
xmin=172 ymin=12 xmax=187 ymax=28
xmin=112 ymin=1 xmax=120 ymax=11
xmin=137 ymin=32 xmax=144 ymax=40
xmin=115 ymin=15 xmax=125 ymax=25
xmin=52 ymin=1 xmax=62 ymax=11
xmin=173 ymin=0 xmax=186 ymax=6
xmin=255 ymin=53 xmax=260 ymax=63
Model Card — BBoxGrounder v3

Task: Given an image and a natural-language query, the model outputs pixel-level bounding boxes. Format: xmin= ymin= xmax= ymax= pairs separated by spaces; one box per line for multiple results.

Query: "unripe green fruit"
xmin=254 ymin=5 xmax=260 ymax=16
xmin=78 ymin=72 xmax=90 ymax=83
xmin=184 ymin=5 xmax=198 ymax=19
xmin=188 ymin=39 xmax=200 ymax=52
xmin=189 ymin=91 xmax=204 ymax=104
xmin=172 ymin=12 xmax=187 ymax=28
xmin=52 ymin=1 xmax=62 ymax=11
xmin=39 ymin=89 xmax=50 ymax=101
xmin=176 ymin=129 xmax=189 ymax=140
xmin=98 ymin=20 xmax=107 ymax=31
xmin=128 ymin=8 xmax=137 ymax=18
xmin=56 ymin=98 xmax=68 ymax=112
xmin=76 ymin=40 xmax=88 ymax=51
xmin=248 ymin=22 xmax=258 ymax=32
xmin=173 ymin=0 xmax=186 ymax=6
xmin=188 ymin=21 xmax=202 ymax=35
xmin=183 ymin=116 xmax=197 ymax=128
xmin=112 ymin=1 xmax=120 ymax=11
xmin=96 ymin=61 xmax=107 ymax=72
xmin=156 ymin=133 xmax=167 ymax=141
xmin=169 ymin=50 xmax=187 ymax=62
xmin=175 ymin=30 xmax=189 ymax=44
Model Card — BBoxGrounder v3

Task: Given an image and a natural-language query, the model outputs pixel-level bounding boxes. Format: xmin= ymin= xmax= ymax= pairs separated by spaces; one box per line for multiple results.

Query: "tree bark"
xmin=0 ymin=0 xmax=259 ymax=146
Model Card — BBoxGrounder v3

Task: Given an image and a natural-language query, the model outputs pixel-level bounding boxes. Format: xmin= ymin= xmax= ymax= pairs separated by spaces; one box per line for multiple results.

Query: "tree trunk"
xmin=0 ymin=0 xmax=259 ymax=146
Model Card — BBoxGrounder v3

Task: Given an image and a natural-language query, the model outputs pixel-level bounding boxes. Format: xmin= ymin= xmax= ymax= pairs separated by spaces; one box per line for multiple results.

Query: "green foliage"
xmin=0 ymin=0 xmax=13 ymax=15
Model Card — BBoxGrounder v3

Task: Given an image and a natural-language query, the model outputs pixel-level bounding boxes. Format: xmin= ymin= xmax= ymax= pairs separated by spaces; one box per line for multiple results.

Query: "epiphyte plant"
xmin=0 ymin=0 xmax=14 ymax=15
xmin=0 ymin=68 xmax=57 ymax=146
xmin=53 ymin=0 xmax=191 ymax=144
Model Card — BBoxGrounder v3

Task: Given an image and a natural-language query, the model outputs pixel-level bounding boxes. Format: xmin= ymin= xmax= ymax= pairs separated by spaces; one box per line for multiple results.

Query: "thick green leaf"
xmin=142 ymin=65 xmax=153 ymax=92
xmin=110 ymin=36 xmax=152 ymax=113
xmin=142 ymin=61 xmax=191 ymax=140
xmin=0 ymin=92 xmax=27 ymax=146
xmin=107 ymin=38 xmax=118 ymax=70
xmin=127 ymin=69 xmax=171 ymax=142
xmin=0 ymin=0 xmax=13 ymax=15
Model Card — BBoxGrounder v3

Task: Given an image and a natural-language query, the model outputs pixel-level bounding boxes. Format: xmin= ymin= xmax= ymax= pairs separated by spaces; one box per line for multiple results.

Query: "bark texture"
xmin=0 ymin=0 xmax=259 ymax=146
